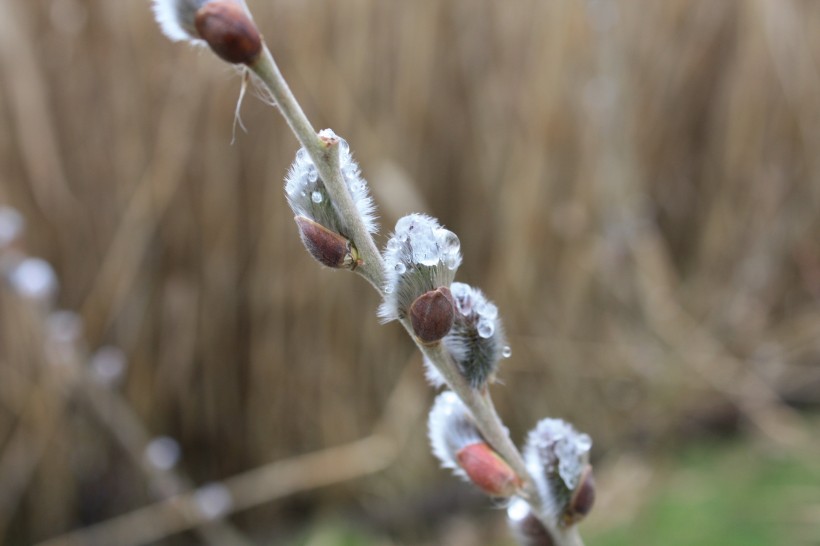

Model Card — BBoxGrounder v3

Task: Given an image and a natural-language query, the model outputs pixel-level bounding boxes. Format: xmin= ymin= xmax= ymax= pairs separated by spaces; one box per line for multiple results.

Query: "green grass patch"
xmin=588 ymin=439 xmax=820 ymax=546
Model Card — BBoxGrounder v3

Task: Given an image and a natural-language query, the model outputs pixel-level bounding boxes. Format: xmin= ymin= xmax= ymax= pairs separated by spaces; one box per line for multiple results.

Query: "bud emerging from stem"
xmin=194 ymin=1 xmax=261 ymax=64
xmin=428 ymin=391 xmax=522 ymax=498
xmin=409 ymin=286 xmax=454 ymax=344
xmin=456 ymin=442 xmax=522 ymax=498
xmin=524 ymin=419 xmax=595 ymax=526
xmin=285 ymin=132 xmax=377 ymax=242
xmin=294 ymin=216 xmax=359 ymax=269
xmin=152 ymin=0 xmax=261 ymax=64
xmin=438 ymin=282 xmax=509 ymax=389
xmin=379 ymin=214 xmax=461 ymax=323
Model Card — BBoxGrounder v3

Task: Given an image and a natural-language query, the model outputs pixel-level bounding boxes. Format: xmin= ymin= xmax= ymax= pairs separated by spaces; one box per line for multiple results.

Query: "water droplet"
xmin=394 ymin=263 xmax=406 ymax=274
xmin=395 ymin=215 xmax=414 ymax=234
xmin=576 ymin=433 xmax=593 ymax=452
xmin=295 ymin=148 xmax=310 ymax=163
xmin=456 ymin=296 xmax=472 ymax=316
xmin=338 ymin=137 xmax=350 ymax=155
xmin=411 ymin=228 xmax=440 ymax=266
xmin=477 ymin=318 xmax=494 ymax=339
xmin=145 ymin=436 xmax=181 ymax=471
xmin=502 ymin=346 xmax=512 ymax=358
xmin=450 ymin=282 xmax=470 ymax=300
xmin=387 ymin=238 xmax=401 ymax=252
xmin=311 ymin=191 xmax=323 ymax=203
xmin=384 ymin=285 xmax=394 ymax=294
xmin=435 ymin=229 xmax=460 ymax=254
xmin=308 ymin=169 xmax=319 ymax=183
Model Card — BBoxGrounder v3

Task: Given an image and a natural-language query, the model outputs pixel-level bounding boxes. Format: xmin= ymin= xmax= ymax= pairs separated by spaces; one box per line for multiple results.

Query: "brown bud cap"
xmin=456 ymin=442 xmax=522 ymax=498
xmin=294 ymin=216 xmax=359 ymax=269
xmin=195 ymin=1 xmax=262 ymax=65
xmin=564 ymin=465 xmax=595 ymax=525
xmin=409 ymin=286 xmax=455 ymax=344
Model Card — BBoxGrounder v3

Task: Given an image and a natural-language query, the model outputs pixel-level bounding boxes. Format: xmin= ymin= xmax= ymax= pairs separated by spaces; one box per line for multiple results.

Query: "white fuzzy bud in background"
xmin=90 ymin=345 xmax=128 ymax=387
xmin=145 ymin=436 xmax=182 ymax=471
xmin=194 ymin=482 xmax=233 ymax=519
xmin=428 ymin=391 xmax=521 ymax=497
xmin=524 ymin=418 xmax=595 ymax=525
xmin=441 ymin=282 xmax=509 ymax=389
xmin=47 ymin=310 xmax=83 ymax=345
xmin=285 ymin=132 xmax=377 ymax=235
xmin=379 ymin=214 xmax=461 ymax=324
xmin=8 ymin=257 xmax=59 ymax=303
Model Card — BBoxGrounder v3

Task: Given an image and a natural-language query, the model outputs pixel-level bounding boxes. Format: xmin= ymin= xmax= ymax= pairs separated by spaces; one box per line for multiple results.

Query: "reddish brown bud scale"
xmin=294 ymin=216 xmax=359 ymax=269
xmin=564 ymin=465 xmax=596 ymax=525
xmin=409 ymin=286 xmax=454 ymax=344
xmin=456 ymin=442 xmax=522 ymax=498
xmin=195 ymin=1 xmax=262 ymax=65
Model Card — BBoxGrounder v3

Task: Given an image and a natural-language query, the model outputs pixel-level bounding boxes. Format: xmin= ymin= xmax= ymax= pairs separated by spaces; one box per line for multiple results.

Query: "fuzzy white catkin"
xmin=284 ymin=130 xmax=378 ymax=237
xmin=428 ymin=391 xmax=484 ymax=482
xmin=379 ymin=214 xmax=461 ymax=322
xmin=523 ymin=418 xmax=592 ymax=522
xmin=442 ymin=282 xmax=508 ymax=388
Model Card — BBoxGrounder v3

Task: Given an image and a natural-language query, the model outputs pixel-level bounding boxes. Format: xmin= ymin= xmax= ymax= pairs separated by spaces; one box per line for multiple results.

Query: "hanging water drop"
xmin=311 ymin=191 xmax=323 ymax=203
xmin=477 ymin=318 xmax=495 ymax=339
xmin=394 ymin=262 xmax=406 ymax=274
xmin=502 ymin=345 xmax=512 ymax=358
xmin=435 ymin=228 xmax=460 ymax=254
xmin=338 ymin=137 xmax=350 ymax=155
xmin=308 ymin=169 xmax=319 ymax=183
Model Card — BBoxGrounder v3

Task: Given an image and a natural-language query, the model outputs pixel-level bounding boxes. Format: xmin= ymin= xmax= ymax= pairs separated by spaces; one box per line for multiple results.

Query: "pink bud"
xmin=455 ymin=442 xmax=522 ymax=498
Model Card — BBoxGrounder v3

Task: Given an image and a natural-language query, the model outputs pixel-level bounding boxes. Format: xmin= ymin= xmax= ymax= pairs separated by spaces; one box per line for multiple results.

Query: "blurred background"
xmin=1 ymin=0 xmax=819 ymax=544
